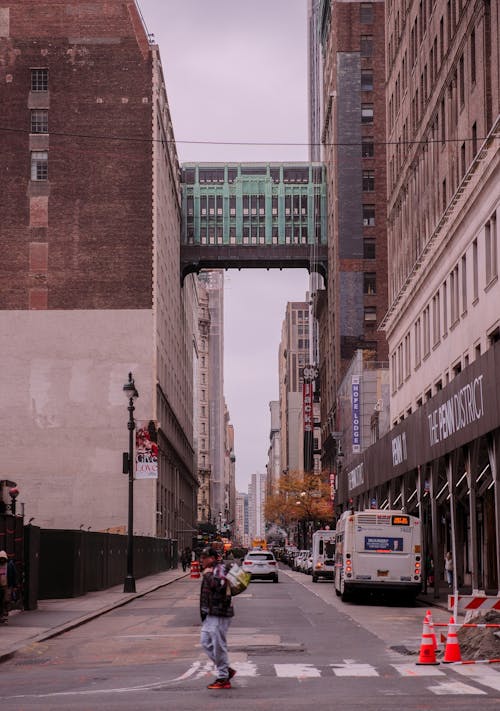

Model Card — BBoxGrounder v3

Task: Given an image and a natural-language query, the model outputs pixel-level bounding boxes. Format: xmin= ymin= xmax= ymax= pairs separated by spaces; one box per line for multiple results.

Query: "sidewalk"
xmin=0 ymin=567 xmax=189 ymax=664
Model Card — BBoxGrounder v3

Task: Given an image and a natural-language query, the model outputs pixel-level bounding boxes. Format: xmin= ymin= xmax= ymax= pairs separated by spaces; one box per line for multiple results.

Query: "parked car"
xmin=294 ymin=549 xmax=310 ymax=572
xmin=243 ymin=549 xmax=279 ymax=582
xmin=304 ymin=553 xmax=313 ymax=575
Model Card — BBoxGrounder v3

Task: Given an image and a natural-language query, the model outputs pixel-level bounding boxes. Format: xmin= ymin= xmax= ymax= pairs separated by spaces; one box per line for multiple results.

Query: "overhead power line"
xmin=0 ymin=124 xmax=488 ymax=149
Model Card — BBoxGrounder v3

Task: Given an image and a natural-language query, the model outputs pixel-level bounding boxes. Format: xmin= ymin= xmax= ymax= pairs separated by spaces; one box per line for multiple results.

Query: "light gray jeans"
xmin=200 ymin=614 xmax=231 ymax=679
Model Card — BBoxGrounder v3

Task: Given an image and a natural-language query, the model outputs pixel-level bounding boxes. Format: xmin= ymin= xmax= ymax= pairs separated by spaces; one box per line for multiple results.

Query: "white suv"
xmin=243 ymin=550 xmax=279 ymax=583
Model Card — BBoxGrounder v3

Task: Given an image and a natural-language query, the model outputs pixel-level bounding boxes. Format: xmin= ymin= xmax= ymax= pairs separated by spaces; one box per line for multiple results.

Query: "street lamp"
xmin=8 ymin=487 xmax=19 ymax=515
xmin=123 ymin=372 xmax=139 ymax=593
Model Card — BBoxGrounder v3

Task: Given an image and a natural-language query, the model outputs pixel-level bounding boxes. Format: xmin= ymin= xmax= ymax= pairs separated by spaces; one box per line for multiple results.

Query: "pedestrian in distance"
xmin=444 ymin=551 xmax=453 ymax=588
xmin=199 ymin=546 xmax=236 ymax=690
xmin=181 ymin=547 xmax=191 ymax=572
xmin=0 ymin=550 xmax=9 ymax=623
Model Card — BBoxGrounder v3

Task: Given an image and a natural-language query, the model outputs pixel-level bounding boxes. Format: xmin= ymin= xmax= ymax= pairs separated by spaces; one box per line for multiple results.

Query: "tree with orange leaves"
xmin=264 ymin=471 xmax=333 ymax=530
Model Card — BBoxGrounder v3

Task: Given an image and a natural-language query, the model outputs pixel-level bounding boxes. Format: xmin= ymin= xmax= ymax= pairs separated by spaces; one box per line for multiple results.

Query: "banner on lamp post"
xmin=135 ymin=420 xmax=159 ymax=479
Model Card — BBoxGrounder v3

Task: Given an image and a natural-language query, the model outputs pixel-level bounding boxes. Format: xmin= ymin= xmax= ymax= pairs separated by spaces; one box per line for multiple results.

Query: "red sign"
xmin=303 ymin=382 xmax=313 ymax=433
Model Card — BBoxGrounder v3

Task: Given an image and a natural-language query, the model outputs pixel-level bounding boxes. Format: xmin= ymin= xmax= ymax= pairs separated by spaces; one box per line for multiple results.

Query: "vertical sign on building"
xmin=303 ymin=380 xmax=314 ymax=472
xmin=352 ymin=376 xmax=361 ymax=453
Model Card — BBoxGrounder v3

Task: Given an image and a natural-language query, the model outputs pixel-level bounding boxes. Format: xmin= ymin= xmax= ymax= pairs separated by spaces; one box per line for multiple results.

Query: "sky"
xmin=138 ymin=0 xmax=311 ymax=491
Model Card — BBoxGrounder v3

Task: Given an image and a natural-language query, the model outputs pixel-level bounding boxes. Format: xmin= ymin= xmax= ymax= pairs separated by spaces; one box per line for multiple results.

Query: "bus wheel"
xmin=340 ymin=579 xmax=350 ymax=602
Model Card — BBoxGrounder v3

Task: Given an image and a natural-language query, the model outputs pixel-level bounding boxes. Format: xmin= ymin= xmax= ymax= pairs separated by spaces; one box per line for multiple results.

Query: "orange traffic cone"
xmin=416 ymin=614 xmax=440 ymax=665
xmin=190 ymin=560 xmax=200 ymax=579
xmin=442 ymin=616 xmax=462 ymax=663
xmin=426 ymin=610 xmax=438 ymax=651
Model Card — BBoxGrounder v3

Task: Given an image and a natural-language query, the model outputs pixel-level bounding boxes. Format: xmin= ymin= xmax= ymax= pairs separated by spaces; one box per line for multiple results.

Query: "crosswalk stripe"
xmin=331 ymin=662 xmax=379 ymax=677
xmin=391 ymin=662 xmax=445 ymax=677
xmin=452 ymin=665 xmax=500 ymax=692
xmin=428 ymin=681 xmax=487 ymax=695
xmin=274 ymin=663 xmax=322 ymax=678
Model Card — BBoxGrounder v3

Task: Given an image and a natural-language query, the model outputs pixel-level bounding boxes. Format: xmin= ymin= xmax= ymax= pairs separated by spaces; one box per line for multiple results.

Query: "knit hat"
xmin=0 ymin=550 xmax=7 ymax=560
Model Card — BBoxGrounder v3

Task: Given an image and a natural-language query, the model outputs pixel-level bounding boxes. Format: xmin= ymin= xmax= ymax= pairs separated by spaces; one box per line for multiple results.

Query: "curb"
xmin=0 ymin=571 xmax=189 ymax=665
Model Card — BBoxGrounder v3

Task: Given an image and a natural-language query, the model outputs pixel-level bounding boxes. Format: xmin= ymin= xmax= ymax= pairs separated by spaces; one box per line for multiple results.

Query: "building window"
xmin=361 ymin=104 xmax=374 ymax=123
xmin=363 ymin=204 xmax=375 ymax=226
xmin=30 ymin=109 xmax=48 ymax=134
xmin=362 ymin=137 xmax=374 ymax=157
xmin=31 ymin=68 xmax=48 ymax=92
xmin=461 ymin=254 xmax=467 ymax=313
xmin=472 ymin=238 xmax=478 ymax=301
xmin=364 ymin=272 xmax=376 ymax=294
xmin=360 ymin=35 xmax=373 ymax=57
xmin=470 ymin=29 xmax=476 ymax=84
xmin=423 ymin=305 xmax=430 ymax=356
xmin=414 ymin=318 xmax=421 ymax=367
xmin=472 ymin=122 xmax=477 ymax=157
xmin=485 ymin=212 xmax=498 ymax=284
xmin=31 ymin=151 xmax=48 ymax=181
xmin=432 ymin=291 xmax=441 ymax=346
xmin=360 ymin=3 xmax=374 ymax=23
xmin=364 ymin=306 xmax=377 ymax=324
xmin=361 ymin=69 xmax=373 ymax=91
xmin=363 ymin=238 xmax=375 ymax=259
xmin=362 ymin=171 xmax=375 ymax=191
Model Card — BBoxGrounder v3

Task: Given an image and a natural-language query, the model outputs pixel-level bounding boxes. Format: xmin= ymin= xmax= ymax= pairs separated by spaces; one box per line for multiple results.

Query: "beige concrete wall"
xmin=0 ymin=309 xmax=156 ymax=533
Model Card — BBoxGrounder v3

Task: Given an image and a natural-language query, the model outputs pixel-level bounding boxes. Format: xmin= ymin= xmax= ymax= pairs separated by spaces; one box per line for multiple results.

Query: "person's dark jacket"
xmin=7 ymin=560 xmax=18 ymax=588
xmin=200 ymin=560 xmax=234 ymax=620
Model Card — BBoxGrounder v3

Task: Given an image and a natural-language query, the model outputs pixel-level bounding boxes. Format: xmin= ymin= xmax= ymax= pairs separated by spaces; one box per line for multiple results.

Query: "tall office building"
xmin=332 ymin=0 xmax=500 ymax=595
xmin=196 ymin=280 xmax=211 ymax=524
xmin=266 ymin=401 xmax=281 ymax=495
xmin=235 ymin=492 xmax=249 ymax=547
xmin=278 ymin=302 xmax=311 ymax=475
xmin=385 ymin=0 xmax=500 ymax=421
xmin=248 ymin=472 xmax=267 ymax=542
xmin=308 ymin=0 xmax=323 ymax=162
xmin=197 ymin=270 xmax=226 ymax=525
xmin=314 ymin=0 xmax=389 ymax=477
xmin=0 ymin=1 xmax=198 ymax=543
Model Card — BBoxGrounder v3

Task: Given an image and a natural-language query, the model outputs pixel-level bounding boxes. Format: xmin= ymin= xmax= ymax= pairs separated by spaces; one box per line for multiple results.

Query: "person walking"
xmin=444 ymin=551 xmax=453 ymax=588
xmin=181 ymin=547 xmax=191 ymax=572
xmin=199 ymin=546 xmax=236 ymax=690
xmin=0 ymin=551 xmax=9 ymax=623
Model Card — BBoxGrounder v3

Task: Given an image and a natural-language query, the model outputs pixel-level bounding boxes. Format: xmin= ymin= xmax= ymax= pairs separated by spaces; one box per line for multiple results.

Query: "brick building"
xmin=315 ymin=0 xmax=389 ymax=475
xmin=0 ymin=0 xmax=198 ymax=543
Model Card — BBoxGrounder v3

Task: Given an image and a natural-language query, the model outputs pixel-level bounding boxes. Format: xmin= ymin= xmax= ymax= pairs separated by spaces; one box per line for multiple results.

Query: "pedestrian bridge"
xmin=180 ymin=162 xmax=327 ymax=283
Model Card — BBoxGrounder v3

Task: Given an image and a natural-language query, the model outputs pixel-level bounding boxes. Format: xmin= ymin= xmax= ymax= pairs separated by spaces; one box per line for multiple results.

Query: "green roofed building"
xmin=180 ymin=162 xmax=327 ymax=282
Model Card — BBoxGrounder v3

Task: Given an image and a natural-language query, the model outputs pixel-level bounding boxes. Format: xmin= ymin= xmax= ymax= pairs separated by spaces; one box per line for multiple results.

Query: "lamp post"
xmin=123 ymin=372 xmax=139 ymax=593
xmin=9 ymin=487 xmax=19 ymax=516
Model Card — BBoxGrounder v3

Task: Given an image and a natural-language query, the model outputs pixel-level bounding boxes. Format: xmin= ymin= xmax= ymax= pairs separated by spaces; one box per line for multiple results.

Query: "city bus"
xmin=334 ymin=509 xmax=422 ymax=602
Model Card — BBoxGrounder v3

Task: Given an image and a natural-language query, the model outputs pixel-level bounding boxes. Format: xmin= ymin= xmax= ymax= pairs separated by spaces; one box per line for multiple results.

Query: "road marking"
xmin=331 ymin=662 xmax=379 ymax=677
xmin=274 ymin=663 xmax=321 ymax=678
xmin=392 ymin=663 xmax=445 ymax=677
xmin=428 ymin=681 xmax=487 ymax=695
xmin=452 ymin=665 xmax=500 ymax=692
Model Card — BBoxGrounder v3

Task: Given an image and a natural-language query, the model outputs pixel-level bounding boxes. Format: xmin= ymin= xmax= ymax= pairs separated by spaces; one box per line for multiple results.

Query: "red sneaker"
xmin=207 ymin=678 xmax=231 ymax=689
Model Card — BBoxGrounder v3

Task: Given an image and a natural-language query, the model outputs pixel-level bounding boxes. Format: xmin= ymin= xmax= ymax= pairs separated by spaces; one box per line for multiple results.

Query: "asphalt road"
xmin=1 ymin=566 xmax=499 ymax=711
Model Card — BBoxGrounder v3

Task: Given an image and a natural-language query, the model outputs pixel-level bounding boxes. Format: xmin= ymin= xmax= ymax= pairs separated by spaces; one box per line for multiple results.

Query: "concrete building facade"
xmin=0 ymin=0 xmax=197 ymax=545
